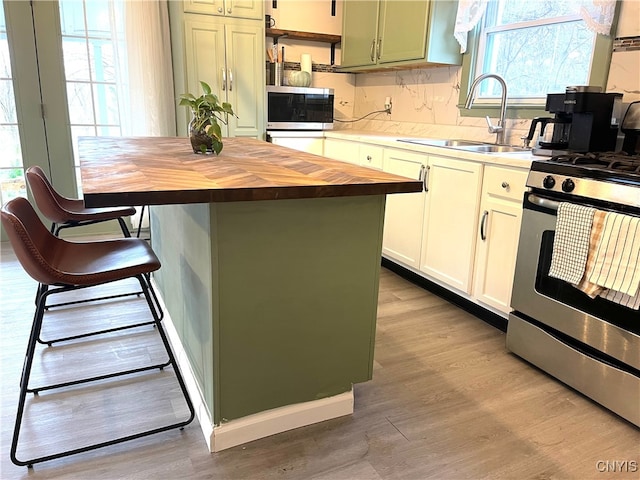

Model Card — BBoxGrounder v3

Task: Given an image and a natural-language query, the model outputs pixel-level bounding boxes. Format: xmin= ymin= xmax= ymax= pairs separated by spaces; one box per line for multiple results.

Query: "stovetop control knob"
xmin=562 ymin=178 xmax=575 ymax=192
xmin=543 ymin=175 xmax=556 ymax=189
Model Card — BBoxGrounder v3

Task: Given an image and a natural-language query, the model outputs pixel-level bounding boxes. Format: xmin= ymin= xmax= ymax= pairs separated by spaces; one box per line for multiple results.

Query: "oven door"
xmin=510 ymin=191 xmax=640 ymax=371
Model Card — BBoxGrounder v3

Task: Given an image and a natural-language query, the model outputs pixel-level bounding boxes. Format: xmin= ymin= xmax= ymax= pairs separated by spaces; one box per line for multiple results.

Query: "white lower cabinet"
xmin=324 ymin=138 xmax=383 ymax=170
xmin=359 ymin=144 xmax=384 ymax=170
xmin=381 ymin=149 xmax=483 ymax=292
xmin=382 ymin=148 xmax=427 ymax=268
xmin=327 ymin=135 xmax=528 ymax=319
xmin=323 ymin=138 xmax=360 ymax=164
xmin=472 ymin=165 xmax=528 ymax=314
xmin=419 ymin=156 xmax=483 ymax=294
xmin=270 ymin=136 xmax=324 ymax=155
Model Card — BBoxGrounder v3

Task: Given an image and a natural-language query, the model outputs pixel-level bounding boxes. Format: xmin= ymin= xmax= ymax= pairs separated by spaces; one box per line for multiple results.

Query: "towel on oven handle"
xmin=548 ymin=203 xmax=596 ymax=284
xmin=574 ymin=209 xmax=606 ymax=298
xmin=588 ymin=211 xmax=640 ymax=297
xmin=600 ymin=288 xmax=640 ymax=310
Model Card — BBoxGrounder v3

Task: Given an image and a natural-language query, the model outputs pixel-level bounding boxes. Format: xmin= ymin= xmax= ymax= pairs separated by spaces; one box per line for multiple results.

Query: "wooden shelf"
xmin=266 ymin=28 xmax=341 ymax=65
xmin=266 ymin=28 xmax=341 ymax=45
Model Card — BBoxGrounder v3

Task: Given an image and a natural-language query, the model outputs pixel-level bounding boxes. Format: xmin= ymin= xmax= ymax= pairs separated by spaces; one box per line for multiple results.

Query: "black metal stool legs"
xmin=10 ymin=276 xmax=194 ymax=468
xmin=35 ymin=272 xmax=163 ymax=346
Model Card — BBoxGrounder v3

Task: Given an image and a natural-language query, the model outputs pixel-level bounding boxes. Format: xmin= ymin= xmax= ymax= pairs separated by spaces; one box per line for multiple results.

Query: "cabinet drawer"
xmin=324 ymin=139 xmax=360 ymax=164
xmin=483 ymin=165 xmax=528 ymax=202
xmin=360 ymin=145 xmax=384 ymax=170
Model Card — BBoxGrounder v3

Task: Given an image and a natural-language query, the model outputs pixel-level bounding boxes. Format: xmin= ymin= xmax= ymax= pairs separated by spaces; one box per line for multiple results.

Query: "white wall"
xmin=616 ymin=0 xmax=640 ymax=37
xmin=265 ymin=0 xmax=342 ymax=66
xmin=607 ymin=1 xmax=640 ymax=106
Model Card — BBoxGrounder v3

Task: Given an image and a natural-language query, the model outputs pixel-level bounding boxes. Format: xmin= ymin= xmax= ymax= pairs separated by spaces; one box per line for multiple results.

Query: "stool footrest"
xmin=26 ymin=360 xmax=172 ymax=394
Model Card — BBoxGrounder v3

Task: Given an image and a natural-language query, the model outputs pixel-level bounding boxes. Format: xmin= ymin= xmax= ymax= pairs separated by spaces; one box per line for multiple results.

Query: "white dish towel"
xmin=588 ymin=212 xmax=640 ymax=297
xmin=600 ymin=288 xmax=640 ymax=310
xmin=548 ymin=203 xmax=596 ymax=284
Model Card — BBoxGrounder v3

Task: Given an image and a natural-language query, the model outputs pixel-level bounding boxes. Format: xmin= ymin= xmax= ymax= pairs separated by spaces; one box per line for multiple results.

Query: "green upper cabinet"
xmin=377 ymin=1 xmax=429 ymax=64
xmin=339 ymin=0 xmax=461 ymax=71
xmin=340 ymin=0 xmax=380 ymax=68
xmin=183 ymin=0 xmax=263 ymax=20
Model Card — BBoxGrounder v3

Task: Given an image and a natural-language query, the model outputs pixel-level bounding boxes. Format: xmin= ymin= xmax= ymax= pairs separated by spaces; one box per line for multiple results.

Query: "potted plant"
xmin=179 ymin=81 xmax=235 ymax=154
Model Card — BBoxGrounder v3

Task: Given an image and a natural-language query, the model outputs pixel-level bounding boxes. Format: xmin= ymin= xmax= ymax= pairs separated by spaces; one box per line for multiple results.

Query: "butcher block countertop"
xmin=79 ymin=136 xmax=422 ymax=208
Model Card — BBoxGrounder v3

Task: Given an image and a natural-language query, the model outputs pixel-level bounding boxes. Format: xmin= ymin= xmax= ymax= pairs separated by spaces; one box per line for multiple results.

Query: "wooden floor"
xmin=1 ymin=240 xmax=638 ymax=479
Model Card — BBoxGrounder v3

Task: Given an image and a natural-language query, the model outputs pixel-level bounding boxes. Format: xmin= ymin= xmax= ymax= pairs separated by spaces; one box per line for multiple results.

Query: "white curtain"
xmin=122 ymin=0 xmax=176 ymax=229
xmin=580 ymin=0 xmax=617 ymax=36
xmin=453 ymin=0 xmax=618 ymax=54
xmin=454 ymin=0 xmax=489 ymax=54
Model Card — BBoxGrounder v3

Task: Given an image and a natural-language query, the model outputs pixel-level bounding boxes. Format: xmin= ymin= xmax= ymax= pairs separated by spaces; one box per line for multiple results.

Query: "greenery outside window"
xmin=458 ymin=0 xmax=620 ymax=119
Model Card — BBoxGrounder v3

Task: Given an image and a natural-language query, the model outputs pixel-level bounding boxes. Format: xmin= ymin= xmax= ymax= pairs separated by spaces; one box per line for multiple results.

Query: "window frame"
xmin=457 ymin=0 xmax=621 ymax=120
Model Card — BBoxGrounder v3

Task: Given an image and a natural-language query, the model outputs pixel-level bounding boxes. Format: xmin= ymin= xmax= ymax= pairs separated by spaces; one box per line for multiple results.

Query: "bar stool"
xmin=1 ymin=197 xmax=194 ymax=468
xmin=25 ymin=166 xmax=147 ymax=310
xmin=25 ymin=165 xmax=136 ymax=237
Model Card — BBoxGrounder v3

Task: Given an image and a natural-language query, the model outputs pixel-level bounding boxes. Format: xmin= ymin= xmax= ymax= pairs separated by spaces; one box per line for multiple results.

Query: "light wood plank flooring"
xmin=1 ymin=240 xmax=638 ymax=479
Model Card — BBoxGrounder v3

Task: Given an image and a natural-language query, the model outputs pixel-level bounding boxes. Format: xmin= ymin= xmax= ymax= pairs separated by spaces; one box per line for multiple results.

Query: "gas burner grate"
xmin=549 ymin=151 xmax=640 ymax=173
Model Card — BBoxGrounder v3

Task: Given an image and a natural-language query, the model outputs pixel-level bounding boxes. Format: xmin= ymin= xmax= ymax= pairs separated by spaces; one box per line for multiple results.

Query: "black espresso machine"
xmin=523 ymin=86 xmax=623 ymax=156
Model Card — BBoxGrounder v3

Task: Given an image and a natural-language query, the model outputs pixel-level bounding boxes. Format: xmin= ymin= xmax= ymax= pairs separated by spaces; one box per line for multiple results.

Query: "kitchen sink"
xmin=397 ymin=138 xmax=530 ymax=154
xmin=456 ymin=144 xmax=531 ymax=154
xmin=397 ymin=138 xmax=485 ymax=147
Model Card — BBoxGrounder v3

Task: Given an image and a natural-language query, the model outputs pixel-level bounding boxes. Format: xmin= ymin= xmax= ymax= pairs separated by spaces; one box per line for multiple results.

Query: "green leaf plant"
xmin=179 ymin=81 xmax=236 ymax=154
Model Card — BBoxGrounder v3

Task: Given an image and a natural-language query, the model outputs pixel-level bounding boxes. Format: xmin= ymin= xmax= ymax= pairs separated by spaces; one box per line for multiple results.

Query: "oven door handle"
xmin=527 ymin=193 xmax=561 ymax=211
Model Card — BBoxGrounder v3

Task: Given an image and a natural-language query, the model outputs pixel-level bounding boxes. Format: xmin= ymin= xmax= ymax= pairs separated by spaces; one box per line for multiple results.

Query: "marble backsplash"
xmin=272 ymin=44 xmax=640 ymax=146
xmin=335 ymin=46 xmax=640 ymax=145
xmin=344 ymin=65 xmax=533 ymax=145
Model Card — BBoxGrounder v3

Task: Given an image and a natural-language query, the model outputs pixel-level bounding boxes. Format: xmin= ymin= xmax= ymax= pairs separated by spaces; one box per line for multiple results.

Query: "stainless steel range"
xmin=507 ymin=152 xmax=640 ymax=427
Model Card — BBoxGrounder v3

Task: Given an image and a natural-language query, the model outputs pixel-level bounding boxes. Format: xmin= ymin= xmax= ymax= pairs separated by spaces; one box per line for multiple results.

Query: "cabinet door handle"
xmin=370 ymin=39 xmax=375 ymax=62
xmin=227 ymin=7 xmax=232 ymax=13
xmin=423 ymin=165 xmax=430 ymax=192
xmin=376 ymin=39 xmax=382 ymax=60
xmin=218 ymin=7 xmax=223 ymax=13
xmin=418 ymin=164 xmax=425 ymax=182
xmin=501 ymin=181 xmax=510 ymax=189
xmin=228 ymin=69 xmax=233 ymax=91
xmin=480 ymin=210 xmax=489 ymax=241
xmin=221 ymin=68 xmax=226 ymax=91
xmin=366 ymin=155 xmax=372 ymax=162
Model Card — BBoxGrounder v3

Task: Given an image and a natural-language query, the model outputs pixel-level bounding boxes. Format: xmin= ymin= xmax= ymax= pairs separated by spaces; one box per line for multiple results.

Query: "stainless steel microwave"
xmin=266 ymin=86 xmax=334 ymax=130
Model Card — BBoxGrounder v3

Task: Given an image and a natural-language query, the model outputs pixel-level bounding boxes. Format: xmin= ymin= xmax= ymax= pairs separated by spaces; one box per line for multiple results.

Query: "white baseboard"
xmin=153 ymin=280 xmax=354 ymax=453
xmin=210 ymin=390 xmax=354 ymax=452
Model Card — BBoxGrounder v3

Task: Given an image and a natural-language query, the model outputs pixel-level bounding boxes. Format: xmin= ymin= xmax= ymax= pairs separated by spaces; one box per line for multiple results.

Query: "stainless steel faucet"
xmin=464 ymin=73 xmax=508 ymax=145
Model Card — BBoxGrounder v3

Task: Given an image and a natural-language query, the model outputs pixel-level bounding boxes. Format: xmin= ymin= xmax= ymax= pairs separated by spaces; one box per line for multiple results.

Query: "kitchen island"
xmin=79 ymin=136 xmax=422 ymax=451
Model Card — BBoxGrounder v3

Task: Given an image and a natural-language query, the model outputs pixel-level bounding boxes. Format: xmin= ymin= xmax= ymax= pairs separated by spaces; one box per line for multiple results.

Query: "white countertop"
xmin=323 ymin=130 xmax=544 ymax=169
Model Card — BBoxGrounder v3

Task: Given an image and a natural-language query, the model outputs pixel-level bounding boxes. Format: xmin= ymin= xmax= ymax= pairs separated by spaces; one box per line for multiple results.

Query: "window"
xmin=459 ymin=0 xmax=618 ymax=115
xmin=0 ymin=2 xmax=26 ymax=203
xmin=477 ymin=0 xmax=596 ymax=101
xmin=58 ymin=0 xmax=128 ymax=192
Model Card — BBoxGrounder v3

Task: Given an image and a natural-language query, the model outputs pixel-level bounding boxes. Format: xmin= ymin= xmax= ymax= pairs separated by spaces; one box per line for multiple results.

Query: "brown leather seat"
xmin=1 ymin=197 xmax=194 ymax=468
xmin=26 ymin=165 xmax=136 ymax=236
xmin=3 ymin=195 xmax=159 ymax=286
xmin=26 ymin=166 xmax=146 ymax=307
